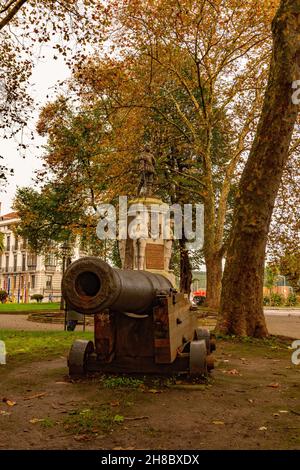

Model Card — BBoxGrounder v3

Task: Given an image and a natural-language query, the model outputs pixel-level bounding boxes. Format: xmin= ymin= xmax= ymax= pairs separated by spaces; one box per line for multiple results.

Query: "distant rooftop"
xmin=0 ymin=211 xmax=19 ymax=221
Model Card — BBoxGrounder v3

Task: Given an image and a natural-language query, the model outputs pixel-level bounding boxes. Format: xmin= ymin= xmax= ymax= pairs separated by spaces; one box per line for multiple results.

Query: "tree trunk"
xmin=217 ymin=0 xmax=300 ymax=337
xmin=179 ymin=238 xmax=192 ymax=296
xmin=205 ymin=252 xmax=222 ymax=310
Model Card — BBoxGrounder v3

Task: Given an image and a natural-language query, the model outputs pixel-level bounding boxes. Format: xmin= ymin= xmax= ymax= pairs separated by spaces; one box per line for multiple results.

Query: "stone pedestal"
xmin=119 ymin=197 xmax=175 ymax=286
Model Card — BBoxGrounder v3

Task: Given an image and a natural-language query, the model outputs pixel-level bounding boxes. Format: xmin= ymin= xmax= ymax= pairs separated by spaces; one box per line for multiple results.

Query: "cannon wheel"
xmin=68 ymin=339 xmax=94 ymax=376
xmin=195 ymin=328 xmax=211 ymax=352
xmin=189 ymin=339 xmax=207 ymax=375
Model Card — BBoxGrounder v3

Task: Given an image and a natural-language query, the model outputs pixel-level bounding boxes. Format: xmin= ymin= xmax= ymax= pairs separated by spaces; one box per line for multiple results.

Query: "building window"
xmin=22 ymin=254 xmax=26 ymax=271
xmin=14 ymin=236 xmax=18 ymax=251
xmin=13 ymin=276 xmax=17 ymax=290
xmin=27 ymin=254 xmax=37 ymax=269
xmin=45 ymin=254 xmax=56 ymax=267
xmin=31 ymin=275 xmax=35 ymax=289
xmin=13 ymin=255 xmax=17 ymax=272
xmin=46 ymin=276 xmax=52 ymax=289
xmin=5 ymin=255 xmax=9 ymax=273
xmin=6 ymin=235 xmax=10 ymax=251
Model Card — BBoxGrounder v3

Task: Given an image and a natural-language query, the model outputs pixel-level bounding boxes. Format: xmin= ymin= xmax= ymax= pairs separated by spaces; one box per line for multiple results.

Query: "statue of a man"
xmin=137 ymin=145 xmax=156 ymax=197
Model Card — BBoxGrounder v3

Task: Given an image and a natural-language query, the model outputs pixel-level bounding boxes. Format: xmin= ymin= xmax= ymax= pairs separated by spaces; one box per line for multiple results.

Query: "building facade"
xmin=0 ymin=211 xmax=65 ymax=302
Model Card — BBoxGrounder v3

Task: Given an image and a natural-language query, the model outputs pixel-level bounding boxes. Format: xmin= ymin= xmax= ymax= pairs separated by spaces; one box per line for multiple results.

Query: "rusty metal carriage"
xmin=62 ymin=257 xmax=215 ymax=376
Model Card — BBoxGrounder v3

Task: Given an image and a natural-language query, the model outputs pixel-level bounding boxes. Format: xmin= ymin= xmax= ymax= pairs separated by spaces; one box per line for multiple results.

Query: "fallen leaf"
xmin=259 ymin=426 xmax=268 ymax=431
xmin=273 ymin=413 xmax=280 ymax=417
xmin=227 ymin=369 xmax=241 ymax=376
xmin=267 ymin=383 xmax=280 ymax=388
xmin=4 ymin=400 xmax=17 ymax=406
xmin=0 ymin=410 xmax=11 ymax=416
xmin=212 ymin=421 xmax=225 ymax=425
xmin=248 ymin=399 xmax=254 ymax=404
xmin=279 ymin=410 xmax=289 ymax=414
xmin=29 ymin=418 xmax=45 ymax=424
xmin=148 ymin=389 xmax=161 ymax=394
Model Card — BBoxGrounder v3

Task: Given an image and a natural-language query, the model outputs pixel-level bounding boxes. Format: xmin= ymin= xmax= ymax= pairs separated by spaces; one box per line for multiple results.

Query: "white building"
xmin=0 ymin=209 xmax=80 ymax=302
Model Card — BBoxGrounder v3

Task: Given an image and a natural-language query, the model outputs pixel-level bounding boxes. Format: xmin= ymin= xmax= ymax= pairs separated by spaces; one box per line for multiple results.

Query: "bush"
xmin=270 ymin=292 xmax=284 ymax=306
xmin=263 ymin=296 xmax=271 ymax=306
xmin=285 ymin=293 xmax=298 ymax=307
xmin=31 ymin=294 xmax=44 ymax=303
xmin=0 ymin=290 xmax=8 ymax=304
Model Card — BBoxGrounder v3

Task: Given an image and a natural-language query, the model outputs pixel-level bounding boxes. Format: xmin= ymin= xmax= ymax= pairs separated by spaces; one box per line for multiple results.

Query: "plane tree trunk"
xmin=217 ymin=0 xmax=300 ymax=337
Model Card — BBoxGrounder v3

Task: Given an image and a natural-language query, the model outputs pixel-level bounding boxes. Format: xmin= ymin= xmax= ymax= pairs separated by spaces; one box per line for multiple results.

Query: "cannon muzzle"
xmin=61 ymin=257 xmax=173 ymax=315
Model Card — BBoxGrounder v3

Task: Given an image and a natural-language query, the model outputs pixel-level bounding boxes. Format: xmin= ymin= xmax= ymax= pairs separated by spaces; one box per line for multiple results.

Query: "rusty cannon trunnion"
xmin=62 ymin=257 xmax=216 ymax=376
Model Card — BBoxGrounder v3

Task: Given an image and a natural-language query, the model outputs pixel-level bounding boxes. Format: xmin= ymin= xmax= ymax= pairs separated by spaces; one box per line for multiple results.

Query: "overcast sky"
xmin=0 ymin=52 xmax=70 ymax=215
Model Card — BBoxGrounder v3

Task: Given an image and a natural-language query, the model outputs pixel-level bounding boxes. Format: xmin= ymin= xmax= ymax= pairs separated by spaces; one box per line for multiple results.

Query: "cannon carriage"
xmin=62 ymin=257 xmax=216 ymax=377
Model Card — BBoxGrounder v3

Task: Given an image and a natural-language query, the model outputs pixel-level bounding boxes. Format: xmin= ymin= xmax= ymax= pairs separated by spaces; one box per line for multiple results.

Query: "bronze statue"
xmin=137 ymin=145 xmax=156 ymax=197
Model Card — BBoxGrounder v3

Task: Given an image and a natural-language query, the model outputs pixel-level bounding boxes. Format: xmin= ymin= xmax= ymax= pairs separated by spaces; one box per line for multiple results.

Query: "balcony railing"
xmin=45 ymin=264 xmax=56 ymax=272
xmin=27 ymin=264 xmax=37 ymax=271
xmin=0 ymin=266 xmax=27 ymax=273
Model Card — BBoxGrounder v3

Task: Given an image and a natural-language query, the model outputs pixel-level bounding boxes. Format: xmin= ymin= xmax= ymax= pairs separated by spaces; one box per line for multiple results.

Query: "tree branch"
xmin=0 ymin=0 xmax=27 ymax=30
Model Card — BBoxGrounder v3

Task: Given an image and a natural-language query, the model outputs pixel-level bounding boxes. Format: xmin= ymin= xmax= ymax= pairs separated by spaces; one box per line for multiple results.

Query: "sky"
xmin=0 ymin=52 xmax=70 ymax=215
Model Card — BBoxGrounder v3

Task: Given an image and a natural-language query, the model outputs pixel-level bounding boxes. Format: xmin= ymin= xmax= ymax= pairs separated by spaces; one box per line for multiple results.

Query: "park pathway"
xmin=0 ymin=314 xmax=93 ymax=331
xmin=0 ymin=311 xmax=299 ymax=338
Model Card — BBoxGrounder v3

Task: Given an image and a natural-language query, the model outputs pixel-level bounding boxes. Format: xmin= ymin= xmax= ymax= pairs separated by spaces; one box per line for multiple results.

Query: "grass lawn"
xmin=0 ymin=329 xmax=93 ymax=366
xmin=0 ymin=302 xmax=60 ymax=312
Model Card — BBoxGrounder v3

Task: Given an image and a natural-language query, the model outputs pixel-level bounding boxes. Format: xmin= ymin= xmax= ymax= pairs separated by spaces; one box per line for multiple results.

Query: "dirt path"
xmin=0 ymin=338 xmax=299 ymax=450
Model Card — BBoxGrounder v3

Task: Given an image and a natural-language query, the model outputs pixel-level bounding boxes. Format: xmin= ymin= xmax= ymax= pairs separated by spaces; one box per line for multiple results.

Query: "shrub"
xmin=31 ymin=294 xmax=44 ymax=303
xmin=270 ymin=292 xmax=284 ymax=306
xmin=0 ymin=290 xmax=8 ymax=304
xmin=263 ymin=296 xmax=271 ymax=306
xmin=285 ymin=293 xmax=298 ymax=307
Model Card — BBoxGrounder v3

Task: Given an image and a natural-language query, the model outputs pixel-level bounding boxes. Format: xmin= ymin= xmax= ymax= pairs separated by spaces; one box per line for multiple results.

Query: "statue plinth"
xmin=119 ymin=196 xmax=175 ymax=285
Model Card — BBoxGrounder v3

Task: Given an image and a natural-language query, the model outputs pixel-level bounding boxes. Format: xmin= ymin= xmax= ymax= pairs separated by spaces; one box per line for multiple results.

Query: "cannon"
xmin=62 ymin=257 xmax=216 ymax=376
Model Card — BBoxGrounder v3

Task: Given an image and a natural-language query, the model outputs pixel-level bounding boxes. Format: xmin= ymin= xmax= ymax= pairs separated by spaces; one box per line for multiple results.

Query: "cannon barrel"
xmin=61 ymin=257 xmax=173 ymax=315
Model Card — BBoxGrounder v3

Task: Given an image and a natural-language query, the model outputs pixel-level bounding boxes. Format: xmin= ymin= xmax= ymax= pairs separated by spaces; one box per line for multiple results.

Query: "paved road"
xmin=0 ymin=312 xmax=299 ymax=339
xmin=265 ymin=315 xmax=300 ymax=339
xmin=264 ymin=308 xmax=300 ymax=317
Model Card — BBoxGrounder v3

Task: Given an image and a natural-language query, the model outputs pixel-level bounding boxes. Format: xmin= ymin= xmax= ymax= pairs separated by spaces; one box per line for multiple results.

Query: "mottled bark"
xmin=205 ymin=252 xmax=223 ymax=310
xmin=217 ymin=0 xmax=300 ymax=337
